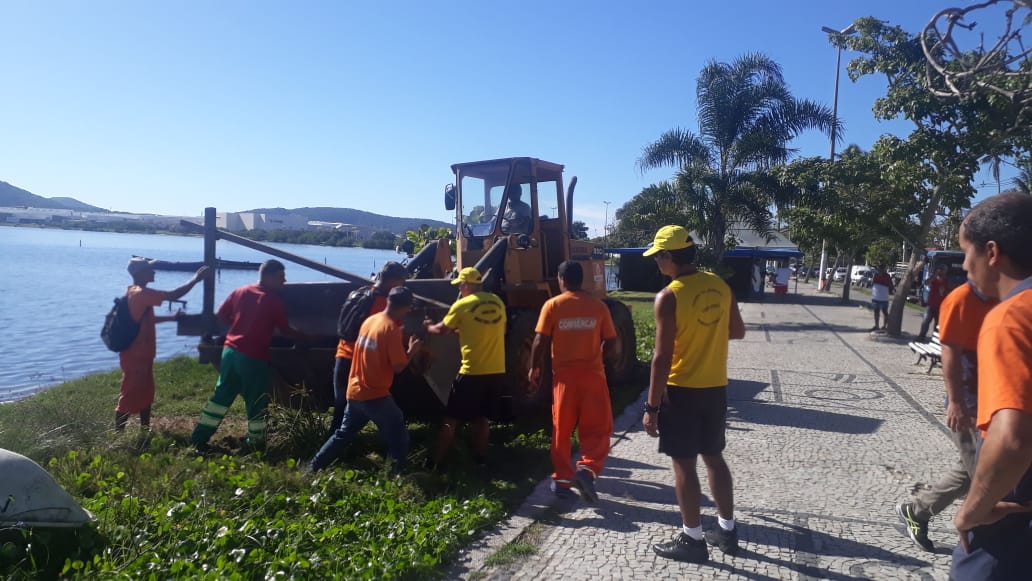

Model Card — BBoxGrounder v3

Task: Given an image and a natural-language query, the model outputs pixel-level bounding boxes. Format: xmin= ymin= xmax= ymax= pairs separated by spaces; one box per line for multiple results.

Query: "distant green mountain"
xmin=0 ymin=181 xmax=107 ymax=212
xmin=248 ymin=206 xmax=452 ymax=233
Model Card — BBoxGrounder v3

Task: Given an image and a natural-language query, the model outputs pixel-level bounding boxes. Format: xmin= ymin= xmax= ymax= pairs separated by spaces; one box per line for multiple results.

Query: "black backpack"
xmin=101 ymin=295 xmax=142 ymax=352
xmin=336 ymin=285 xmax=381 ymax=341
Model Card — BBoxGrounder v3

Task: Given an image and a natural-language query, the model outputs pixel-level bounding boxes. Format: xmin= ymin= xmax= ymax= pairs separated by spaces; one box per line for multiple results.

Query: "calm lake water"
xmin=0 ymin=227 xmax=401 ymax=401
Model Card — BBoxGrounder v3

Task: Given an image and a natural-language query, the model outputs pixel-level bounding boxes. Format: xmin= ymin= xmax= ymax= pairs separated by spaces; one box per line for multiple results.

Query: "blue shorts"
xmin=871 ymin=299 xmax=888 ymax=309
xmin=951 ymin=514 xmax=1032 ymax=581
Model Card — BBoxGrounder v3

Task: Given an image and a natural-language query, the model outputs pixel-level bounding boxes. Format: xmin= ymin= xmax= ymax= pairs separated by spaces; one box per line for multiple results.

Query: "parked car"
xmin=850 ymin=267 xmax=871 ymax=285
xmin=832 ymin=267 xmax=848 ymax=282
xmin=856 ymin=271 xmax=873 ymax=288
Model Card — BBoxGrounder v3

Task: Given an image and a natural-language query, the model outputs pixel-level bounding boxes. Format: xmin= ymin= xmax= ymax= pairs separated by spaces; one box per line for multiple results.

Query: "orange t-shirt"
xmin=335 ymin=294 xmax=388 ymax=359
xmin=976 ymin=284 xmax=1032 ymax=432
xmin=535 ymin=291 xmax=617 ymax=375
xmin=939 ymin=282 xmax=997 ymax=352
xmin=346 ymin=312 xmax=408 ymax=401
xmin=121 ymin=285 xmax=165 ymax=359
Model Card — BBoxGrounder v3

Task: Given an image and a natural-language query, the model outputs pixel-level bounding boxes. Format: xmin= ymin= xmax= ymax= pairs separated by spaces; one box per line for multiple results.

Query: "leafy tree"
xmin=362 ymin=231 xmax=398 ymax=250
xmin=842 ymin=17 xmax=1023 ymax=335
xmin=403 ymin=224 xmax=452 ymax=254
xmin=865 ymin=238 xmax=900 ymax=270
xmin=636 ymin=52 xmax=839 ymax=261
xmin=571 ymin=220 xmax=589 ymax=240
xmin=779 ymin=145 xmax=899 ymax=302
xmin=1012 ymin=155 xmax=1032 ymax=193
xmin=608 ymin=183 xmax=683 ymax=248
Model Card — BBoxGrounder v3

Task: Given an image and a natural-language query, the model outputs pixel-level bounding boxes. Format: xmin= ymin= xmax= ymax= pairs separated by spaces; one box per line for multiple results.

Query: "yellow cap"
xmin=451 ymin=266 xmax=483 ymax=285
xmin=642 ymin=225 xmax=694 ymax=257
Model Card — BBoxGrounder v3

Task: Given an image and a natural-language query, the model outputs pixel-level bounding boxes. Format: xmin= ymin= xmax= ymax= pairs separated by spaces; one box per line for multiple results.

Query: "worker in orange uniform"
xmin=529 ymin=260 xmax=620 ymax=502
xmin=311 ymin=286 xmax=422 ymax=474
xmin=330 ymin=261 xmax=409 ymax=435
xmin=117 ymin=258 xmax=209 ymax=431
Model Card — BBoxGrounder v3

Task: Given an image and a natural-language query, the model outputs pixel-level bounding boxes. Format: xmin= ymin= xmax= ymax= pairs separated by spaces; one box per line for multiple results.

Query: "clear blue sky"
xmin=0 ymin=1 xmax=1014 ymax=236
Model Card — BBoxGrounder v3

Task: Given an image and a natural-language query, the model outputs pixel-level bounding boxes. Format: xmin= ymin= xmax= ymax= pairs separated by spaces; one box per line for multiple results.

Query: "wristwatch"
xmin=643 ymin=402 xmax=660 ymax=414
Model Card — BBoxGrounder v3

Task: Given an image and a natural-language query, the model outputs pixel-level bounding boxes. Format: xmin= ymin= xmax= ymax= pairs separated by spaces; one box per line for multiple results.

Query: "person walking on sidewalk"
xmin=190 ymin=260 xmax=307 ymax=451
xmin=529 ymin=261 xmax=619 ymax=503
xmin=330 ymin=261 xmax=408 ymax=435
xmin=951 ymin=193 xmax=1032 ymax=580
xmin=641 ymin=226 xmax=746 ymax=563
xmin=917 ymin=267 xmax=949 ymax=342
xmin=424 ymin=267 xmax=506 ymax=468
xmin=116 ymin=258 xmax=209 ymax=431
xmin=311 ymin=287 xmax=422 ymax=474
xmin=870 ymin=266 xmax=895 ymax=331
xmin=895 ymin=280 xmax=996 ymax=550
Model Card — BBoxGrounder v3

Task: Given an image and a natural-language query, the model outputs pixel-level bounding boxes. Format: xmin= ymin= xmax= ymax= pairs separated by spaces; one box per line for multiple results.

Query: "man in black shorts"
xmin=641 ymin=226 xmax=746 ymax=563
xmin=425 ymin=267 xmax=507 ymax=467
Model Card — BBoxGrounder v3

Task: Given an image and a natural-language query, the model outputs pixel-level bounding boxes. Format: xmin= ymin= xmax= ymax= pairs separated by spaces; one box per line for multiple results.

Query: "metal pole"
xmin=603 ymin=200 xmax=610 ymax=248
xmin=817 ymin=25 xmax=854 ymax=291
xmin=203 ymin=207 xmax=217 ymax=334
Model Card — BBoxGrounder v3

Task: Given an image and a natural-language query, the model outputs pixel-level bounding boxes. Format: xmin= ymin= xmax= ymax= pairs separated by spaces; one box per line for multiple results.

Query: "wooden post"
xmin=203 ymin=207 xmax=217 ymax=334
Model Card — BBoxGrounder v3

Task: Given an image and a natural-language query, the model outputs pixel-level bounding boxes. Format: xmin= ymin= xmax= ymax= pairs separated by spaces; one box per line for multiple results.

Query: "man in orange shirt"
xmin=952 ymin=192 xmax=1032 ymax=580
xmin=311 ymin=286 xmax=422 ymax=474
xmin=116 ymin=258 xmax=209 ymax=431
xmin=895 ymin=280 xmax=995 ymax=551
xmin=330 ymin=261 xmax=408 ymax=435
xmin=529 ymin=261 xmax=619 ymax=502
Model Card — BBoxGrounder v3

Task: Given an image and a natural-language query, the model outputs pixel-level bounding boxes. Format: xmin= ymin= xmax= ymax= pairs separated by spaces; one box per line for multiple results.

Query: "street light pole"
xmin=603 ymin=200 xmax=611 ymax=248
xmin=817 ymin=23 xmax=856 ymax=292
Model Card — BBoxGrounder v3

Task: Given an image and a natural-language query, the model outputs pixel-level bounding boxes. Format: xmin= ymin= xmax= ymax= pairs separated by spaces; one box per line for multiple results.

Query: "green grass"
xmin=610 ymin=290 xmax=657 ymax=364
xmin=483 ymin=542 xmax=536 ymax=567
xmin=0 ymin=355 xmax=643 ymax=579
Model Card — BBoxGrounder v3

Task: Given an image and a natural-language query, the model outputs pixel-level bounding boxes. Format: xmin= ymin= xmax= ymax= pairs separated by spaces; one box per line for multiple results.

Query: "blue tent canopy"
xmin=724 ymin=246 xmax=803 ymax=259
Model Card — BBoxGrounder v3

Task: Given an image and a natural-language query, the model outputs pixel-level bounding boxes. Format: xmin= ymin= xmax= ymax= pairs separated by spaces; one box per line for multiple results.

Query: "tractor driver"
xmin=501 ymin=183 xmax=532 ymax=235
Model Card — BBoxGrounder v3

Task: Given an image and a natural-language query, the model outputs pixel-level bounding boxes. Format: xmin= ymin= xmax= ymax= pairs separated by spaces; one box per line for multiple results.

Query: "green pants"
xmin=191 ymin=347 xmax=271 ymax=447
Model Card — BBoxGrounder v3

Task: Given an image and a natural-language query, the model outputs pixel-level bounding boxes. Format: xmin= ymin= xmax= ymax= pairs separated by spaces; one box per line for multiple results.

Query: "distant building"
xmin=217 ymin=212 xmax=309 ymax=232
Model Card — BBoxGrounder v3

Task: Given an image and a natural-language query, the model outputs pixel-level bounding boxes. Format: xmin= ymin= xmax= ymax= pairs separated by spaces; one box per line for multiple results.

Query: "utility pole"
xmin=818 ymin=23 xmax=857 ymax=293
xmin=603 ymin=200 xmax=611 ymax=248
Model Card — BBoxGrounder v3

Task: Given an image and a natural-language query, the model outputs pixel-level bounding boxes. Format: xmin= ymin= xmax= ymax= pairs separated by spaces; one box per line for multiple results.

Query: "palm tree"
xmin=637 ymin=52 xmax=840 ymax=260
xmin=1011 ymin=156 xmax=1032 ymax=194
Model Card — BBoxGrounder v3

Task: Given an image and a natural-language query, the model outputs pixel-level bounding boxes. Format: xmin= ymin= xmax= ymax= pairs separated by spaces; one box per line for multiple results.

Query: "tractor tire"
xmin=604 ymin=298 xmax=638 ymax=386
xmin=502 ymin=307 xmax=551 ymax=420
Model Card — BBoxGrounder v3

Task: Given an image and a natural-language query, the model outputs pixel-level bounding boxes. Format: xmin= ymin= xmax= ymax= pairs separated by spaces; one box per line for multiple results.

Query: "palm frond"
xmin=636 ymin=128 xmax=711 ymax=173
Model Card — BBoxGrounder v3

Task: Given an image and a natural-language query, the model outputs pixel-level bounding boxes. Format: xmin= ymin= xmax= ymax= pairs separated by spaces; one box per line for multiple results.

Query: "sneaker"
xmin=704 ymin=526 xmax=739 ymax=555
xmin=895 ymin=502 xmax=934 ymax=551
xmin=550 ymin=481 xmax=576 ymax=499
xmin=572 ymin=469 xmax=599 ymax=504
xmin=653 ymin=532 xmax=709 ymax=563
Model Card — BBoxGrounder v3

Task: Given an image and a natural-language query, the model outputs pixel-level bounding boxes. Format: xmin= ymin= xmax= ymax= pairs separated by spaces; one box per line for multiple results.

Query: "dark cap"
xmin=387 ymin=286 xmax=414 ymax=307
xmin=379 ymin=261 xmax=409 ymax=281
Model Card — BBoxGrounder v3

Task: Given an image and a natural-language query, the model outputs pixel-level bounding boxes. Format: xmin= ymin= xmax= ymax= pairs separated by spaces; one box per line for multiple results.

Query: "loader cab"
xmin=445 ymin=157 xmax=603 ymax=307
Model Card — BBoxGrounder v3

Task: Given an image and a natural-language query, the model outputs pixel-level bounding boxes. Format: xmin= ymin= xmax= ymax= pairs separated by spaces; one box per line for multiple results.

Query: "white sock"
xmin=682 ymin=525 xmax=703 ymax=540
xmin=718 ymin=516 xmax=735 ymax=531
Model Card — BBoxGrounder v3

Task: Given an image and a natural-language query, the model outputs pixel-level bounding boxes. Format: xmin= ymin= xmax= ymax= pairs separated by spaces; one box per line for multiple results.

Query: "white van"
xmin=851 ymin=267 xmax=871 ymax=285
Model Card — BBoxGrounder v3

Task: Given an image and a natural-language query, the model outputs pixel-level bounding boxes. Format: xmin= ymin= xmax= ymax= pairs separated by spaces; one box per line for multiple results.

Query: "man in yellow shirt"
xmin=643 ymin=226 xmax=746 ymax=564
xmin=425 ymin=267 xmax=506 ymax=467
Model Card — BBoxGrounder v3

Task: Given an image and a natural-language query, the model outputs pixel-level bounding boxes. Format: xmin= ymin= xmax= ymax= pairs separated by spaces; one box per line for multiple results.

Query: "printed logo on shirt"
xmin=558 ymin=317 xmax=597 ymax=331
xmin=692 ymin=288 xmax=725 ymax=327
xmin=356 ymin=335 xmax=378 ymax=351
xmin=471 ymin=301 xmax=503 ymax=325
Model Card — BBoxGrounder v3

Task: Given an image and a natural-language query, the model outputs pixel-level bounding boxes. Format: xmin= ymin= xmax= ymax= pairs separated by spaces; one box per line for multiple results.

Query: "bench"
xmin=909 ymin=330 xmax=942 ymax=374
